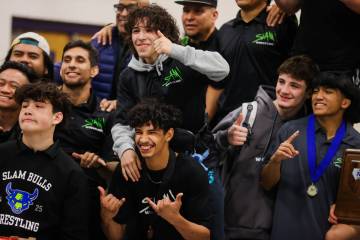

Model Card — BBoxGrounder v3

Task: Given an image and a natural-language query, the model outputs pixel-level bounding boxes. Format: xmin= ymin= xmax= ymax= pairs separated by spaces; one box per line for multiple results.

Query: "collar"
xmin=75 ymin=89 xmax=98 ymax=112
xmin=142 ymin=149 xmax=176 ymax=184
xmin=314 ymin=118 xmax=358 ymax=146
xmin=188 ymin=28 xmax=218 ymax=48
xmin=17 ymin=138 xmax=60 ymax=159
xmin=233 ymin=7 xmax=268 ymax=26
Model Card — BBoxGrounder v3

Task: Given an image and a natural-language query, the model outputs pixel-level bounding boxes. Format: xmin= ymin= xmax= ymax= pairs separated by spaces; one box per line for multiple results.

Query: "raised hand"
xmin=146 ymin=193 xmax=183 ymax=224
xmin=72 ymin=151 xmax=107 ymax=168
xmin=271 ymin=130 xmax=300 ymax=163
xmin=227 ymin=113 xmax=249 ymax=146
xmin=98 ymin=186 xmax=125 ymax=221
xmin=153 ymin=30 xmax=172 ymax=55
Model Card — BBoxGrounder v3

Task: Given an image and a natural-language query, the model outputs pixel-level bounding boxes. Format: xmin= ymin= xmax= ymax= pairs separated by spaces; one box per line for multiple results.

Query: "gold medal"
xmin=307 ymin=183 xmax=318 ymax=197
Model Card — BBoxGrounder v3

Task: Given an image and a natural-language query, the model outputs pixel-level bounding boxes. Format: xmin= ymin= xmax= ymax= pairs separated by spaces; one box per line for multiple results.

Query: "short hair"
xmin=62 ymin=40 xmax=99 ymax=67
xmin=277 ymin=55 xmax=319 ymax=89
xmin=312 ymin=71 xmax=360 ymax=123
xmin=14 ymin=82 xmax=71 ymax=128
xmin=125 ymin=4 xmax=180 ymax=54
xmin=5 ymin=47 xmax=54 ymax=80
xmin=0 ymin=61 xmax=38 ymax=83
xmin=127 ymin=99 xmax=182 ymax=132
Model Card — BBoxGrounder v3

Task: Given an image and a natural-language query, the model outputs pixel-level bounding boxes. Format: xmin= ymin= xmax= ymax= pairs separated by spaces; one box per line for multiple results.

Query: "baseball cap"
xmin=175 ymin=0 xmax=217 ymax=7
xmin=10 ymin=32 xmax=50 ymax=56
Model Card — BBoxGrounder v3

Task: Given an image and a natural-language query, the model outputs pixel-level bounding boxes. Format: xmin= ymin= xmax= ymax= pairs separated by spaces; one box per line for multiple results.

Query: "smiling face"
xmin=0 ymin=69 xmax=30 ymax=110
xmin=181 ymin=4 xmax=217 ymax=42
xmin=131 ymin=19 xmax=159 ymax=64
xmin=60 ymin=47 xmax=98 ymax=89
xmin=275 ymin=73 xmax=308 ymax=112
xmin=135 ymin=122 xmax=173 ymax=161
xmin=19 ymin=99 xmax=63 ymax=134
xmin=9 ymin=44 xmax=47 ymax=77
xmin=312 ymin=86 xmax=351 ymax=119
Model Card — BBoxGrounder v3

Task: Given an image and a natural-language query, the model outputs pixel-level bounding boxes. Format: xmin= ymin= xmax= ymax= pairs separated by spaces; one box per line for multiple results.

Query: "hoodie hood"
xmin=128 ymin=54 xmax=169 ymax=76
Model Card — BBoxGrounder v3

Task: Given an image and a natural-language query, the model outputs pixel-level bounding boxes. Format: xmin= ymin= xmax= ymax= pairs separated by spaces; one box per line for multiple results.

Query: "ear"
xmin=52 ymin=112 xmax=64 ymax=126
xmin=164 ymin=128 xmax=174 ymax=142
xmin=341 ymin=97 xmax=351 ymax=110
xmin=212 ymin=10 xmax=219 ymax=21
xmin=90 ymin=65 xmax=99 ymax=78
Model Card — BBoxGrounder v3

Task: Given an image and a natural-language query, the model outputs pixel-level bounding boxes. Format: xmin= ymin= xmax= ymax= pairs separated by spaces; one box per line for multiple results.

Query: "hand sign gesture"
xmin=146 ymin=193 xmax=183 ymax=224
xmin=98 ymin=186 xmax=125 ymax=221
xmin=153 ymin=30 xmax=172 ymax=55
xmin=271 ymin=130 xmax=300 ymax=163
xmin=227 ymin=113 xmax=249 ymax=146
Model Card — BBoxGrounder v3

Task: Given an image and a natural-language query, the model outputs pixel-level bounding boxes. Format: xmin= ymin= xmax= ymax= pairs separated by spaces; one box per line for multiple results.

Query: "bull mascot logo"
xmin=5 ymin=182 xmax=39 ymax=214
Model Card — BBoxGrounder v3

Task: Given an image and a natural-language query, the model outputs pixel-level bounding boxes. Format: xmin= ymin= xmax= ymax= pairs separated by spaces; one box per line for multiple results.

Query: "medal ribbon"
xmin=307 ymin=114 xmax=346 ymax=183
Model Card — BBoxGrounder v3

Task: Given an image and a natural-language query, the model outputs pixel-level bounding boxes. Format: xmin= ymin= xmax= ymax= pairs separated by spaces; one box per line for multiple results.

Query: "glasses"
xmin=113 ymin=3 xmax=138 ymax=13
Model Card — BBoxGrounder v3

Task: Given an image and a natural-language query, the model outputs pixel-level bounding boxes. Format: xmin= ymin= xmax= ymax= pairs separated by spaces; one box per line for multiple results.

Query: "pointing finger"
xmin=285 ymin=130 xmax=300 ymax=144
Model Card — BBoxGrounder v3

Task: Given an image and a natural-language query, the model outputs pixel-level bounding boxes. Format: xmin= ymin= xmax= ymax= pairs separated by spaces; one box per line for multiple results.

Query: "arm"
xmin=274 ymin=0 xmax=302 ymax=14
xmin=205 ymin=86 xmax=223 ymax=120
xmin=340 ymin=0 xmax=360 ymax=13
xmin=98 ymin=186 xmax=126 ymax=240
xmin=260 ymin=130 xmax=300 ymax=190
xmin=147 ymin=194 xmax=210 ymax=240
xmin=61 ymin=170 xmax=90 ymax=239
xmin=152 ymin=30 xmax=229 ymax=82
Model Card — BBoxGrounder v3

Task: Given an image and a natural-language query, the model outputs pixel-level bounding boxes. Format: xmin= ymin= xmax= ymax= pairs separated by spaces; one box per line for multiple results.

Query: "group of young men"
xmin=0 ymin=0 xmax=360 ymax=239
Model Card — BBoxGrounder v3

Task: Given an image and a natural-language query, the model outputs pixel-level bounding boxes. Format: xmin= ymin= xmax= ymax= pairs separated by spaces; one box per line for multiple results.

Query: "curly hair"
xmin=127 ymin=98 xmax=182 ymax=132
xmin=125 ymin=4 xmax=180 ymax=55
xmin=15 ymin=82 xmax=72 ymax=128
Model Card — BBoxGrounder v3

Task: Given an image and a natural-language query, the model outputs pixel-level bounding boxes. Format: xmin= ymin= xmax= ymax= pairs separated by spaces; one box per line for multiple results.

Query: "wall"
xmin=0 ymin=0 xmax=239 ymax=62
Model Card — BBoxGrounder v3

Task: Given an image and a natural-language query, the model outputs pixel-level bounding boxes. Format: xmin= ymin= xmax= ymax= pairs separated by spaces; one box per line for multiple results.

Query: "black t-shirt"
xmin=292 ymin=0 xmax=360 ymax=71
xmin=115 ymin=58 xmax=216 ymax=134
xmin=216 ymin=8 xmax=297 ymax=121
xmin=0 ymin=123 xmax=20 ymax=144
xmin=108 ymin=151 xmax=211 ymax=240
xmin=0 ymin=139 xmax=89 ymax=239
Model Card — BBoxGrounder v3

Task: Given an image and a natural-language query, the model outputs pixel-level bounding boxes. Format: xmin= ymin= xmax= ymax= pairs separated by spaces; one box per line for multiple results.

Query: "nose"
xmin=184 ymin=11 xmax=194 ymax=21
xmin=18 ymin=55 xmax=30 ymax=65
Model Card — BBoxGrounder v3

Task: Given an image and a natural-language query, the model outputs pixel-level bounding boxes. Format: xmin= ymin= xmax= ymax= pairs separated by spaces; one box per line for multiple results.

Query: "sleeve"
xmin=169 ymin=43 xmax=230 ymax=82
xmin=108 ymin=165 xmax=135 ymax=224
xmin=112 ymin=70 xmax=137 ymax=157
xmin=212 ymin=106 xmax=243 ymax=150
xmin=60 ymin=169 xmax=90 ymax=240
xmin=276 ymin=15 xmax=298 ymax=56
xmin=181 ymin=158 xmax=212 ymax=229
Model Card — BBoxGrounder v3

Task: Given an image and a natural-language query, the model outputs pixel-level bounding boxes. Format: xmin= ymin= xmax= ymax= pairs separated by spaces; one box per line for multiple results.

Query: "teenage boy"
xmin=0 ymin=61 xmax=37 ymax=143
xmin=5 ymin=32 xmax=53 ymax=79
xmin=261 ymin=72 xmax=360 ymax=240
xmin=111 ymin=4 xmax=229 ymax=182
xmin=0 ymin=82 xmax=89 ymax=239
xmin=56 ymin=40 xmax=118 ymax=240
xmin=213 ymin=55 xmax=318 ymax=240
xmin=100 ymin=100 xmax=211 ymax=239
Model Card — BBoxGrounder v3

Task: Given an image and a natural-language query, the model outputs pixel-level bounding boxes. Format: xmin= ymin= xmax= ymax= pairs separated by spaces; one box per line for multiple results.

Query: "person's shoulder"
xmin=53 ymin=148 xmax=84 ymax=174
xmin=0 ymin=140 xmax=18 ymax=154
xmin=346 ymin=124 xmax=360 ymax=147
xmin=175 ymin=153 xmax=207 ymax=178
xmin=219 ymin=18 xmax=237 ymax=31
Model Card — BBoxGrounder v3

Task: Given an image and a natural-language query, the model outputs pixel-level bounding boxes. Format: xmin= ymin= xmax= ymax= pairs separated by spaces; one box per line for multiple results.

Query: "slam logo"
xmin=252 ymin=31 xmax=276 ymax=46
xmin=82 ymin=117 xmax=105 ymax=133
xmin=6 ymin=182 xmax=39 ymax=215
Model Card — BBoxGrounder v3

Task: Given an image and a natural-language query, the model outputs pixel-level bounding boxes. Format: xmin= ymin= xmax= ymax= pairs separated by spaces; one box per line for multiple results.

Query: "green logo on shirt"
xmin=163 ymin=67 xmax=183 ymax=87
xmin=82 ymin=117 xmax=105 ymax=133
xmin=180 ymin=36 xmax=190 ymax=46
xmin=252 ymin=31 xmax=276 ymax=46
xmin=333 ymin=157 xmax=342 ymax=168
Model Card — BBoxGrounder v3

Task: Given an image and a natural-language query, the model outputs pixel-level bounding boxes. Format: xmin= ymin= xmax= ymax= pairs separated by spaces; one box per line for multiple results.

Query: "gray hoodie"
xmin=112 ymin=43 xmax=230 ymax=158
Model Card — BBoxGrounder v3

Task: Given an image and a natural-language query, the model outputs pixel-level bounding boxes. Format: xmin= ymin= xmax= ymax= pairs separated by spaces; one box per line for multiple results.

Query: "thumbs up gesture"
xmin=227 ymin=113 xmax=249 ymax=146
xmin=153 ymin=30 xmax=172 ymax=55
xmin=146 ymin=193 xmax=183 ymax=225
